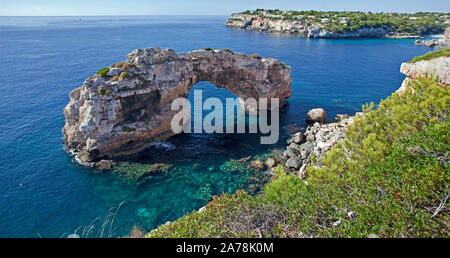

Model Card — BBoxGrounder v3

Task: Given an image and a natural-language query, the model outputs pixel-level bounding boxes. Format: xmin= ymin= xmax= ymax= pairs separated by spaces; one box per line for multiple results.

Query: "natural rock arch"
xmin=63 ymin=47 xmax=292 ymax=166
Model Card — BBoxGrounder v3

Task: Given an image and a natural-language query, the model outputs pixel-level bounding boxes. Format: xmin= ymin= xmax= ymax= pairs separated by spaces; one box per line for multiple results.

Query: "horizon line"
xmin=0 ymin=14 xmax=231 ymax=17
xmin=1 ymin=10 xmax=449 ymax=17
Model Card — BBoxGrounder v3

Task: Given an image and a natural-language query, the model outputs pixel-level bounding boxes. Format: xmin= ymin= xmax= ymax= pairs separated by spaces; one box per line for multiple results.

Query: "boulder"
xmin=307 ymin=108 xmax=327 ymax=123
xmin=265 ymin=158 xmax=276 ymax=168
xmin=285 ymin=158 xmax=301 ymax=169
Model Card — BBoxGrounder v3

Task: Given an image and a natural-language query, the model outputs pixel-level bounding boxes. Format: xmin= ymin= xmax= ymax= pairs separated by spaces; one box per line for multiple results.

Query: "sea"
xmin=0 ymin=15 xmax=431 ymax=237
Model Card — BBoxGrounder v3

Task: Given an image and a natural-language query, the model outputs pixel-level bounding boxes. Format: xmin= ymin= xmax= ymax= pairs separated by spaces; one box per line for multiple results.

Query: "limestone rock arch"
xmin=63 ymin=47 xmax=292 ymax=166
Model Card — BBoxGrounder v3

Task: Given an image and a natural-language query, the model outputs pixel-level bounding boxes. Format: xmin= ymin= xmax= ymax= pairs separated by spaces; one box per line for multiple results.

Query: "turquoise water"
xmin=0 ymin=16 xmax=430 ymax=237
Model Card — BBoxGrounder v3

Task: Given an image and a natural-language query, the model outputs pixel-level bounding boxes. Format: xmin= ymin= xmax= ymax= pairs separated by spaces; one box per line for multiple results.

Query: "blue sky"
xmin=1 ymin=0 xmax=449 ymax=16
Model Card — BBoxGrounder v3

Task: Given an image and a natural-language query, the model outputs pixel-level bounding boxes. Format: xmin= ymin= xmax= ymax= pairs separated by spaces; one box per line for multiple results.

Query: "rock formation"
xmin=306 ymin=108 xmax=327 ymax=123
xmin=415 ymin=27 xmax=450 ymax=50
xmin=398 ymin=55 xmax=450 ymax=93
xmin=63 ymin=47 xmax=292 ymax=167
xmin=281 ymin=114 xmax=354 ymax=178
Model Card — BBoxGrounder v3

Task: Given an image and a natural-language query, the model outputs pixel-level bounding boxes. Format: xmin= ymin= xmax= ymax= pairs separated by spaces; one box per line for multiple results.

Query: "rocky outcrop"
xmin=306 ymin=108 xmax=327 ymax=123
xmin=63 ymin=47 xmax=292 ymax=167
xmin=226 ymin=13 xmax=423 ymax=39
xmin=415 ymin=27 xmax=450 ymax=50
xmin=398 ymin=56 xmax=450 ymax=93
xmin=281 ymin=113 xmax=354 ymax=178
xmin=226 ymin=14 xmax=311 ymax=34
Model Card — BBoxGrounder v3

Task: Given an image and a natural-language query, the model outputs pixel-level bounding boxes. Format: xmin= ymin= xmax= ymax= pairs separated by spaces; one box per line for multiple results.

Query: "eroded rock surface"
xmin=281 ymin=114 xmax=354 ymax=178
xmin=63 ymin=47 xmax=292 ymax=166
xmin=398 ymin=56 xmax=450 ymax=93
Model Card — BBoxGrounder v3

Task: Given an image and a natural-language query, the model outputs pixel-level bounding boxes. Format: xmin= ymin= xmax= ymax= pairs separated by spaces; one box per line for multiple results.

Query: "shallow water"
xmin=0 ymin=15 xmax=430 ymax=237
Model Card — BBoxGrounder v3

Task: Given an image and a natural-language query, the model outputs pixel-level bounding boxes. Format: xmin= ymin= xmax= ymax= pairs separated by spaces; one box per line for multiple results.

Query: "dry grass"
xmin=128 ymin=225 xmax=145 ymax=238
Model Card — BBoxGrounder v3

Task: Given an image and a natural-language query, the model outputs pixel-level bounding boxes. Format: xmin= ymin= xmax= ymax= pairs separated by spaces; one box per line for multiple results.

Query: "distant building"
xmin=321 ymin=18 xmax=330 ymax=23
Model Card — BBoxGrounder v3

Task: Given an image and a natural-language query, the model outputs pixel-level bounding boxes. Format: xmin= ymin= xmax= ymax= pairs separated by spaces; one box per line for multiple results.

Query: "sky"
xmin=0 ymin=0 xmax=449 ymax=16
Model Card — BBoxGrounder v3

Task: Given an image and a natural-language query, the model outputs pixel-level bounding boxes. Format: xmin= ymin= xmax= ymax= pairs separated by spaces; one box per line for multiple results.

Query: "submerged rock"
xmin=63 ymin=47 xmax=292 ymax=167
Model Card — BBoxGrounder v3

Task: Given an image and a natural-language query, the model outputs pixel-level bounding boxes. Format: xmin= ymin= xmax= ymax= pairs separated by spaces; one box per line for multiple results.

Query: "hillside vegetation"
xmin=410 ymin=47 xmax=450 ymax=62
xmin=239 ymin=9 xmax=449 ymax=35
xmin=147 ymin=54 xmax=449 ymax=238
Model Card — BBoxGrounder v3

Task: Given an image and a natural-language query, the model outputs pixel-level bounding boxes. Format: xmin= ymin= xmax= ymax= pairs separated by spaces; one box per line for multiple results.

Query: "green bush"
xmin=96 ymin=67 xmax=110 ymax=77
xmin=119 ymin=72 xmax=128 ymax=81
xmin=410 ymin=48 xmax=450 ymax=63
xmin=97 ymin=87 xmax=106 ymax=96
xmin=97 ymin=87 xmax=111 ymax=96
xmin=280 ymin=62 xmax=289 ymax=68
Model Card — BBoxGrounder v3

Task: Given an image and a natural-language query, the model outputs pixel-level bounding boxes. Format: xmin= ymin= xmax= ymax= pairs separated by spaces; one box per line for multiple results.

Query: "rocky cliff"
xmin=63 ymin=47 xmax=292 ymax=167
xmin=398 ymin=55 xmax=450 ymax=92
xmin=226 ymin=13 xmax=422 ymax=39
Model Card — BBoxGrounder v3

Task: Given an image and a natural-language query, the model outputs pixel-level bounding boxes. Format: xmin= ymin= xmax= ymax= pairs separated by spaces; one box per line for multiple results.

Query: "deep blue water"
xmin=0 ymin=15 xmax=430 ymax=237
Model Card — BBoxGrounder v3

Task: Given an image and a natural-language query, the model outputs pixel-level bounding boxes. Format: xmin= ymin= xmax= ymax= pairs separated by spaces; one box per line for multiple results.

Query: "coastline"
xmin=226 ymin=11 xmax=448 ymax=39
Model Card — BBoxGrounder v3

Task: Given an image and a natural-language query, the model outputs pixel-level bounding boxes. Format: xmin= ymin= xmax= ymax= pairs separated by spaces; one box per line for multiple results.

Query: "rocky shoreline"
xmin=415 ymin=27 xmax=450 ymax=50
xmin=226 ymin=13 xmax=426 ymax=39
xmin=275 ymin=52 xmax=449 ymax=177
xmin=281 ymin=112 xmax=355 ymax=177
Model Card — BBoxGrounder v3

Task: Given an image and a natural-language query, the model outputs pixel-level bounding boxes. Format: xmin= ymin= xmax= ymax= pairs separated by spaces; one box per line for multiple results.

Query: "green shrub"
xmin=97 ymin=87 xmax=111 ymax=96
xmin=280 ymin=62 xmax=289 ymax=68
xmin=97 ymin=87 xmax=106 ymax=96
xmin=272 ymin=164 xmax=286 ymax=180
xmin=119 ymin=72 xmax=128 ymax=81
xmin=410 ymin=48 xmax=450 ymax=63
xmin=96 ymin=67 xmax=110 ymax=77
xmin=264 ymin=174 xmax=305 ymax=204
xmin=122 ymin=126 xmax=135 ymax=132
